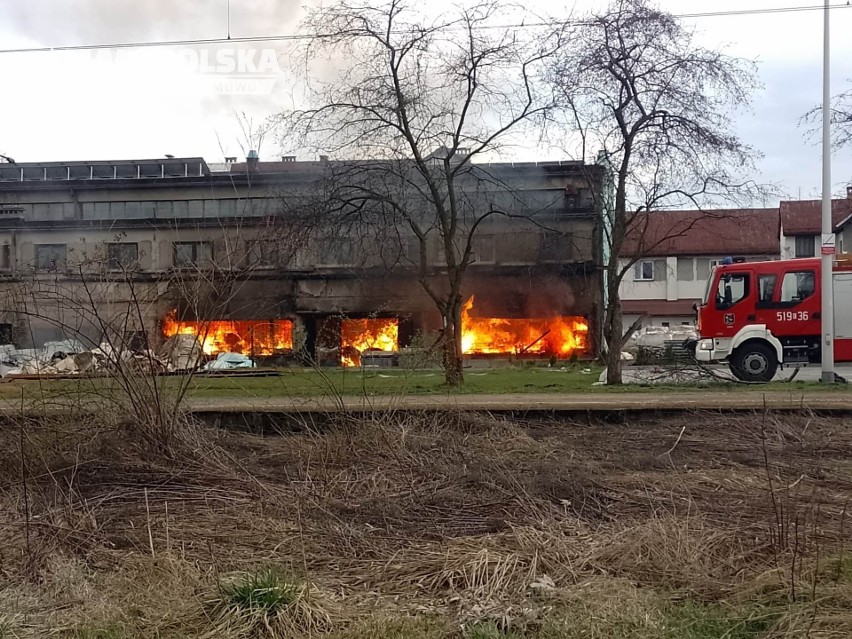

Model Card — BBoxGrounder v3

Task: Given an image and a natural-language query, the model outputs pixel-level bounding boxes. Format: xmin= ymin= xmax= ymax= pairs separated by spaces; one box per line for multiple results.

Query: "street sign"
xmin=822 ymin=233 xmax=836 ymax=256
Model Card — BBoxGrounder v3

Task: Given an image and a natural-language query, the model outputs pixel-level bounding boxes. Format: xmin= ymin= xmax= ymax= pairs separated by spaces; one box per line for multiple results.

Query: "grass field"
xmin=1 ymin=407 xmax=850 ymax=637
xmin=0 ymin=364 xmax=846 ymax=401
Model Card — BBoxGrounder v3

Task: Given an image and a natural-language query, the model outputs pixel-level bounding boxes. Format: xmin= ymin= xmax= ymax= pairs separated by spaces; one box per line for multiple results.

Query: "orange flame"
xmin=461 ymin=296 xmax=588 ymax=357
xmin=340 ymin=318 xmax=398 ymax=367
xmin=162 ymin=311 xmax=294 ymax=356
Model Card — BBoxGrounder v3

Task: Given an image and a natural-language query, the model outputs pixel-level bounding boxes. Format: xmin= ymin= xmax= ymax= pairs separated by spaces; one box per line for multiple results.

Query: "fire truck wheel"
xmin=730 ymin=342 xmax=778 ymax=383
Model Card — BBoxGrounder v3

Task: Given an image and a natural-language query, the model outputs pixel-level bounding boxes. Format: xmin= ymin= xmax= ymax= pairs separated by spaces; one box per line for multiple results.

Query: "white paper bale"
xmin=160 ymin=334 xmax=204 ymax=371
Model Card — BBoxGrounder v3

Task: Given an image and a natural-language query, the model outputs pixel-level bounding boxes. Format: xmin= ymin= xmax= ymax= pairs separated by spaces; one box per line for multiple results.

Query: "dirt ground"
xmin=1 ymin=408 xmax=851 ymax=638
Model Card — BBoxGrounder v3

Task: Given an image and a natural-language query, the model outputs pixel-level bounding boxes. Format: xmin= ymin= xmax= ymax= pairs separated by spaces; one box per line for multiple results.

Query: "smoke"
xmin=0 ymin=0 xmax=314 ymax=161
xmin=1 ymin=0 xmax=302 ymax=46
xmin=465 ymin=275 xmax=591 ymax=318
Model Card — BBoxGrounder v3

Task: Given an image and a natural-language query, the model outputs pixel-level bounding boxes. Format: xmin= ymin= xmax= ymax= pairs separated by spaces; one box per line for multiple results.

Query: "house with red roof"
xmin=779 ymin=189 xmax=852 ymax=258
xmin=618 ymin=208 xmax=781 ymax=328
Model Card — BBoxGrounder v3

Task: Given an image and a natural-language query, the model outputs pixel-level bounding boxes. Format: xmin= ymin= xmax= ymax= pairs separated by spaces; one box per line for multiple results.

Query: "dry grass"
xmin=0 ymin=407 xmax=850 ymax=637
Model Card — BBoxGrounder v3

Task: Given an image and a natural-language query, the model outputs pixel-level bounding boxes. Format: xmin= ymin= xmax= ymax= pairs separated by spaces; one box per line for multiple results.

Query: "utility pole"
xmin=821 ymin=0 xmax=836 ymax=383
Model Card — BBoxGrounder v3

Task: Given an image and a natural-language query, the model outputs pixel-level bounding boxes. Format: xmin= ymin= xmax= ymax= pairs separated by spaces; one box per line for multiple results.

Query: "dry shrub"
xmin=0 ymin=551 xmax=207 ymax=638
xmin=0 ymin=408 xmax=850 ymax=636
xmin=536 ymin=577 xmax=666 ymax=639
xmin=588 ymin=513 xmax=768 ymax=595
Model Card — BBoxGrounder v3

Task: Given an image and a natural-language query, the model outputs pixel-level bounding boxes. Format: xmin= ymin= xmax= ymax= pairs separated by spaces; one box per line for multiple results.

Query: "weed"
xmin=466 ymin=621 xmax=524 ymax=638
xmin=219 ymin=568 xmax=299 ymax=614
xmin=207 ymin=567 xmax=331 ymax=637
xmin=73 ymin=625 xmax=127 ymax=639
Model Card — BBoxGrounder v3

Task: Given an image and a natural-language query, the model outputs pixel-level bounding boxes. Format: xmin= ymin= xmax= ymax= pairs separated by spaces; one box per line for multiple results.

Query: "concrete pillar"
xmin=666 ymin=256 xmax=677 ymax=301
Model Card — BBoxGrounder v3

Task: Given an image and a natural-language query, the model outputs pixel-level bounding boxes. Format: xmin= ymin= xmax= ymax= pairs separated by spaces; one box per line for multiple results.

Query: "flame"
xmin=340 ymin=318 xmax=398 ymax=367
xmin=461 ymin=296 xmax=588 ymax=357
xmin=162 ymin=311 xmax=293 ymax=356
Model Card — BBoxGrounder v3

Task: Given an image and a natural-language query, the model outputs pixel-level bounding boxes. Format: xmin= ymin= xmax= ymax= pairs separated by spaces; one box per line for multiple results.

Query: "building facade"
xmin=0 ymin=155 xmax=605 ymax=364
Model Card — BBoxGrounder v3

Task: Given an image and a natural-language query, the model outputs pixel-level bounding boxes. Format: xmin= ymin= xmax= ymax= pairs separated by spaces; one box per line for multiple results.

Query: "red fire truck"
xmin=695 ymin=257 xmax=852 ymax=382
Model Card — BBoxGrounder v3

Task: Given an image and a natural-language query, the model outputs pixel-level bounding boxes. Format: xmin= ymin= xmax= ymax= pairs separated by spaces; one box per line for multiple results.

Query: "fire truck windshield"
xmin=715 ymin=273 xmax=749 ymax=309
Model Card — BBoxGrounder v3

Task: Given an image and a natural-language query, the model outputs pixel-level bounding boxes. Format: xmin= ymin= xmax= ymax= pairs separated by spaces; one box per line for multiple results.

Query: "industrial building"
xmin=0 ymin=154 xmax=605 ymax=365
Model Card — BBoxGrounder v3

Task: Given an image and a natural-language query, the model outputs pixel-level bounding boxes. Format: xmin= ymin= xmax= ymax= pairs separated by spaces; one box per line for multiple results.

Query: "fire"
xmin=461 ymin=296 xmax=588 ymax=357
xmin=340 ymin=318 xmax=398 ymax=367
xmin=162 ymin=311 xmax=293 ymax=356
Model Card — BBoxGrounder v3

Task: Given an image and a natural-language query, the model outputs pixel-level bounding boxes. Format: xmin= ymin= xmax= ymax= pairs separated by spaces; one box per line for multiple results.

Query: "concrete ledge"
xmin=182 ymin=391 xmax=852 ymax=414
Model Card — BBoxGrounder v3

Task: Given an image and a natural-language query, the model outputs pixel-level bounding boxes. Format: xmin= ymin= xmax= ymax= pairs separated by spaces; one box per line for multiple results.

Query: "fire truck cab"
xmin=695 ymin=257 xmax=852 ymax=382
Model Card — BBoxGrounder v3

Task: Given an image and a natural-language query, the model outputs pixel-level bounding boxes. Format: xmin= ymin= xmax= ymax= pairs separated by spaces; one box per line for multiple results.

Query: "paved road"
xmin=1 ymin=390 xmax=847 ymax=415
xmin=184 ymin=390 xmax=852 ymax=413
xmin=619 ymin=363 xmax=852 ymax=385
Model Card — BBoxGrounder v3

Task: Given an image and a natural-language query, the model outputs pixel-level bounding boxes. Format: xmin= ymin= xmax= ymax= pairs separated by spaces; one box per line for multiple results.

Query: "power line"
xmin=0 ymin=2 xmax=849 ymax=55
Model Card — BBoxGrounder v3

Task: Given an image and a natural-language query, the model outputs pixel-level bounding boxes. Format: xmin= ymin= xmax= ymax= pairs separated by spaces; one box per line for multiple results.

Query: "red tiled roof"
xmin=622 ymin=299 xmax=700 ymax=317
xmin=620 ymin=209 xmax=779 ymax=257
xmin=779 ymin=198 xmax=852 ymax=235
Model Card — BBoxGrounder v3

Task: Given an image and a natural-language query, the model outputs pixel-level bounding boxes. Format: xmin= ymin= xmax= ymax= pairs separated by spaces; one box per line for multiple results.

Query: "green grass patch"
xmin=218 ymin=567 xmax=300 ymax=615
xmin=209 ymin=567 xmax=331 ymax=636
xmin=2 ymin=363 xmax=848 ymax=402
xmin=662 ymin=601 xmax=777 ymax=639
xmin=824 ymin=554 xmax=852 ymax=584
xmin=72 ymin=625 xmax=127 ymax=639
xmin=186 ymin=366 xmax=605 ymax=398
xmin=331 ymin=616 xmax=450 ymax=639
xmin=466 ymin=622 xmax=524 ymax=639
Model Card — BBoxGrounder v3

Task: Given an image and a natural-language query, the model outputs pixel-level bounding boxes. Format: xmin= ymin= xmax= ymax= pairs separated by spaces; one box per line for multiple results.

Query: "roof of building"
xmin=622 ymin=299 xmax=701 ymax=317
xmin=781 ymin=197 xmax=852 ymax=234
xmin=228 ymin=158 xmax=597 ymax=175
xmin=0 ymin=158 xmax=210 ymax=183
xmin=619 ymin=208 xmax=779 ymax=258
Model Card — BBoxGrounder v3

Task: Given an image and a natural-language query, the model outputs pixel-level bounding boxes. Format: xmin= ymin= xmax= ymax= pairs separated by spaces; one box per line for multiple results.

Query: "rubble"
xmin=0 ymin=333 xmax=205 ymax=378
xmin=624 ymin=325 xmax=697 ymax=354
xmin=160 ymin=334 xmax=205 ymax=371
xmin=204 ymin=352 xmax=256 ymax=370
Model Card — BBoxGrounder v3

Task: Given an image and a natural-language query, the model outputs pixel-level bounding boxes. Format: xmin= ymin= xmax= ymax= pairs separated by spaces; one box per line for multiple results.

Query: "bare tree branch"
xmin=274 ymin=0 xmax=564 ymax=385
xmin=547 ymin=0 xmax=762 ymax=384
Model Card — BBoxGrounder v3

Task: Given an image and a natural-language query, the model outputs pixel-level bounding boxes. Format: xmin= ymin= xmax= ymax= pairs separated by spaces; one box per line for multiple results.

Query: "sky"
xmin=1 ymin=0 xmax=852 ymax=202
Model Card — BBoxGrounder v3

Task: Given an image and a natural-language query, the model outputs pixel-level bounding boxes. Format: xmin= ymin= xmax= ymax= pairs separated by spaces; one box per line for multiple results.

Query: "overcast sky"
xmin=1 ymin=0 xmax=851 ymax=202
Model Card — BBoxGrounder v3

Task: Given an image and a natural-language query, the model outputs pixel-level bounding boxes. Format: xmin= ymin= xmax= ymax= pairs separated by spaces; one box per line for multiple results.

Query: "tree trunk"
xmin=605 ymin=294 xmax=624 ymax=385
xmin=442 ymin=297 xmax=464 ymax=386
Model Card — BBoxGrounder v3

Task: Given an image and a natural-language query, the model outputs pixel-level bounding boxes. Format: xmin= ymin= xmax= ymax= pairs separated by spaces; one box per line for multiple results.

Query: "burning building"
xmin=461 ymin=296 xmax=589 ymax=358
xmin=339 ymin=318 xmax=399 ymax=367
xmin=0 ymin=155 xmax=605 ymax=363
xmin=161 ymin=312 xmax=294 ymax=356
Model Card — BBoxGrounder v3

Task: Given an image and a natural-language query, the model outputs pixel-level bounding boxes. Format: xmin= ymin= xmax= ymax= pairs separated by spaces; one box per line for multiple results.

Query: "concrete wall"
xmin=623 ymin=314 xmax=696 ymax=329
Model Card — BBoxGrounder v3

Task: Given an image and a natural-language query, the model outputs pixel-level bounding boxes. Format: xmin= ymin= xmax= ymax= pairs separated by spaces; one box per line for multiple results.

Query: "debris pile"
xmin=204 ymin=352 xmax=256 ymax=370
xmin=623 ymin=325 xmax=697 ymax=364
xmin=0 ymin=335 xmax=211 ymax=378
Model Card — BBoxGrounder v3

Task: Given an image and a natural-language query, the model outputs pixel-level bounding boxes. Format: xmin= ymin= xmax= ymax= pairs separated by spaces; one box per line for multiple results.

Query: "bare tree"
xmin=275 ymin=0 xmax=563 ymax=385
xmin=0 ymin=196 xmax=310 ymax=453
xmin=803 ymin=81 xmax=852 ymax=151
xmin=548 ymin=0 xmax=760 ymax=384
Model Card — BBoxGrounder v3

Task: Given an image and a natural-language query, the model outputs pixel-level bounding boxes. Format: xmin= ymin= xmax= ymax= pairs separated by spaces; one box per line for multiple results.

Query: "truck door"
xmin=765 ymin=267 xmax=820 ymax=337
xmin=754 ymin=272 xmax=779 ymax=327
xmin=713 ymin=269 xmax=753 ymax=334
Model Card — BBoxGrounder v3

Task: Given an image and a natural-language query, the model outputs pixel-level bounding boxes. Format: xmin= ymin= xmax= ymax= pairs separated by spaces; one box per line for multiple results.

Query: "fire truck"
xmin=695 ymin=257 xmax=852 ymax=382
